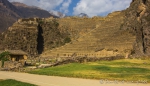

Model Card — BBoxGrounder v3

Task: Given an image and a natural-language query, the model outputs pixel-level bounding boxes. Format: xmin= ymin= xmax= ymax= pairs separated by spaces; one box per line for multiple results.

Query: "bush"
xmin=64 ymin=37 xmax=71 ymax=43
xmin=0 ymin=51 xmax=10 ymax=67
xmin=39 ymin=20 xmax=44 ymax=24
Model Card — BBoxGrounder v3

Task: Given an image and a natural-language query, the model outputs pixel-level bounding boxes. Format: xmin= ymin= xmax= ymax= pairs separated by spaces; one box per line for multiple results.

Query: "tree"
xmin=0 ymin=51 xmax=10 ymax=67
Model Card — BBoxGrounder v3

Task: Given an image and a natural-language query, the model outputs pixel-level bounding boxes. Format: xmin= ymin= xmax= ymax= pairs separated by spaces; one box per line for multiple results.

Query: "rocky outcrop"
xmin=122 ymin=0 xmax=150 ymax=56
xmin=0 ymin=18 xmax=69 ymax=57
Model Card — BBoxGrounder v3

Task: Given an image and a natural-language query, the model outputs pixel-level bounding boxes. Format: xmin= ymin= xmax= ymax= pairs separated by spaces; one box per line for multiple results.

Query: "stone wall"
xmin=55 ymin=49 xmax=118 ymax=58
xmin=0 ymin=18 xmax=70 ymax=57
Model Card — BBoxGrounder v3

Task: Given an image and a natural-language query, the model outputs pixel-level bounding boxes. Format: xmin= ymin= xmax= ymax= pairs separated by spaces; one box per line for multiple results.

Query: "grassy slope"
xmin=29 ymin=59 xmax=150 ymax=82
xmin=0 ymin=79 xmax=36 ymax=86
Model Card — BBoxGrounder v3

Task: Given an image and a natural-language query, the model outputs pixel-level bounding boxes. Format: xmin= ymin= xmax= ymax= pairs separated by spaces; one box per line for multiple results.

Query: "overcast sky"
xmin=8 ymin=0 xmax=132 ymax=17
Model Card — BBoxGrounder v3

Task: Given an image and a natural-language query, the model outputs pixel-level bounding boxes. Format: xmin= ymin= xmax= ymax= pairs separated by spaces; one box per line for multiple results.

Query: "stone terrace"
xmin=42 ymin=12 xmax=136 ymax=58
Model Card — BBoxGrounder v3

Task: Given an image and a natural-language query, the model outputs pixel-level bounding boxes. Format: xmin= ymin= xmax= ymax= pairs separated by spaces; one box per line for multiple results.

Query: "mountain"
xmin=0 ymin=0 xmax=20 ymax=32
xmin=77 ymin=13 xmax=88 ymax=17
xmin=0 ymin=0 xmax=150 ymax=58
xmin=0 ymin=0 xmax=56 ymax=32
xmin=12 ymin=2 xmax=55 ymax=18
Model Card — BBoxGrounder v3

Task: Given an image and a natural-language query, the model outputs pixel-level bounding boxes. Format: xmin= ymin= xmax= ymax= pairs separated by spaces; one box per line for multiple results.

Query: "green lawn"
xmin=29 ymin=59 xmax=150 ymax=82
xmin=0 ymin=79 xmax=36 ymax=86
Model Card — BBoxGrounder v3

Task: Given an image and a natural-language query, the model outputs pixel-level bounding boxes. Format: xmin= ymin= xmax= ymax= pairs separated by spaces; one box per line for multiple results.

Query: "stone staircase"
xmin=41 ymin=12 xmax=136 ymax=58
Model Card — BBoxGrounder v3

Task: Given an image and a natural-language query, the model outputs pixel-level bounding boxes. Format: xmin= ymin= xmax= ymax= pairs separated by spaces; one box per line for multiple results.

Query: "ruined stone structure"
xmin=0 ymin=18 xmax=69 ymax=57
xmin=42 ymin=12 xmax=136 ymax=58
xmin=57 ymin=16 xmax=103 ymax=40
xmin=0 ymin=0 xmax=149 ymax=59
xmin=1 ymin=18 xmax=39 ymax=56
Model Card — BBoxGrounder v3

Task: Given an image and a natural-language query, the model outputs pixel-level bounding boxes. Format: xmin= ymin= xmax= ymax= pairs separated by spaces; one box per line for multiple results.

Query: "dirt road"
xmin=0 ymin=71 xmax=149 ymax=86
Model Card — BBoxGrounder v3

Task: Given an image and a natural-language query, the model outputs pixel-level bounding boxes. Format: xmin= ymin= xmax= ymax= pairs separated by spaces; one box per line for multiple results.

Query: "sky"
xmin=8 ymin=0 xmax=132 ymax=17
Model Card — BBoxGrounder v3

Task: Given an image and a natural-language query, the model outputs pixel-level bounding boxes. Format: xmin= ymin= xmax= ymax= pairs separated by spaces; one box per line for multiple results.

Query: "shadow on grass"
xmin=0 ymin=79 xmax=36 ymax=86
xmin=93 ymin=66 xmax=150 ymax=74
xmin=29 ymin=60 xmax=150 ymax=82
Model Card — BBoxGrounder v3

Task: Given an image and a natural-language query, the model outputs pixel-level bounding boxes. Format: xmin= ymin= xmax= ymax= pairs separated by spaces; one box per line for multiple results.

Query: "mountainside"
xmin=0 ymin=0 xmax=150 ymax=58
xmin=42 ymin=12 xmax=135 ymax=58
xmin=122 ymin=0 xmax=150 ymax=56
xmin=12 ymin=2 xmax=55 ymax=18
xmin=0 ymin=0 xmax=55 ymax=32
xmin=0 ymin=18 xmax=69 ymax=56
xmin=0 ymin=0 xmax=20 ymax=32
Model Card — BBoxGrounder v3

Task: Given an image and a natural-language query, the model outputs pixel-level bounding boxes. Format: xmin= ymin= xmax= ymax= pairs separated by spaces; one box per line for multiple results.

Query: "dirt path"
xmin=0 ymin=71 xmax=149 ymax=86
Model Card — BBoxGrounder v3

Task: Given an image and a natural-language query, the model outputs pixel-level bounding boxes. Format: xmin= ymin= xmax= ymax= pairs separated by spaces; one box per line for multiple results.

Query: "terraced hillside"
xmin=0 ymin=0 xmax=149 ymax=59
xmin=57 ymin=16 xmax=103 ymax=40
xmin=42 ymin=12 xmax=136 ymax=58
xmin=0 ymin=18 xmax=69 ymax=56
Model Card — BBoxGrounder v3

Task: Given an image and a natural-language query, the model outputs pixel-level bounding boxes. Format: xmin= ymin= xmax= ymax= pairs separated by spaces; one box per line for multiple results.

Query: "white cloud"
xmin=8 ymin=0 xmax=72 ymax=14
xmin=60 ymin=0 xmax=72 ymax=14
xmin=73 ymin=0 xmax=132 ymax=17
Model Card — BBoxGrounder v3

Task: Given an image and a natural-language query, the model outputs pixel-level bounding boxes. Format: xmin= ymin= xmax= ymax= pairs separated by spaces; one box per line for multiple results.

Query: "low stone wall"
xmin=0 ymin=61 xmax=24 ymax=71
xmin=52 ymin=55 xmax=125 ymax=66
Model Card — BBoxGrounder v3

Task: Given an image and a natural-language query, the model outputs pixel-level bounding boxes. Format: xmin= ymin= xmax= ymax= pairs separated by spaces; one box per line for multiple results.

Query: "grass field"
xmin=0 ymin=79 xmax=36 ymax=86
xmin=29 ymin=59 xmax=150 ymax=82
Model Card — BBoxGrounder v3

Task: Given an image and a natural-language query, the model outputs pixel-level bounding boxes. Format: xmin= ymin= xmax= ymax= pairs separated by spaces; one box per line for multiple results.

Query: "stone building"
xmin=0 ymin=50 xmax=28 ymax=62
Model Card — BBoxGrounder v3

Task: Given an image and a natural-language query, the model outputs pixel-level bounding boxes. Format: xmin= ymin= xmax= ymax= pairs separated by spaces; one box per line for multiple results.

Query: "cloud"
xmin=8 ymin=0 xmax=72 ymax=14
xmin=60 ymin=0 xmax=72 ymax=14
xmin=8 ymin=0 xmax=132 ymax=17
xmin=73 ymin=0 xmax=132 ymax=17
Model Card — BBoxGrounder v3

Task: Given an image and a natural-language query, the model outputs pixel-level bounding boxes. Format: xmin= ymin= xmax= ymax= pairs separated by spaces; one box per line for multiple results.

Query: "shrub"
xmin=0 ymin=51 xmax=10 ymax=67
xmin=64 ymin=37 xmax=71 ymax=43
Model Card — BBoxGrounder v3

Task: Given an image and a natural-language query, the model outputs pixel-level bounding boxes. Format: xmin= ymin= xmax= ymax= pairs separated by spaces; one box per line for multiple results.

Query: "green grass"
xmin=29 ymin=59 xmax=150 ymax=82
xmin=0 ymin=79 xmax=36 ymax=86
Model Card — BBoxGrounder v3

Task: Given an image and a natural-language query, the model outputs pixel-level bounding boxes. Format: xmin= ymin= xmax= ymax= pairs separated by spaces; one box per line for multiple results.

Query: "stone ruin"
xmin=0 ymin=18 xmax=69 ymax=57
xmin=41 ymin=11 xmax=136 ymax=59
xmin=0 ymin=61 xmax=23 ymax=71
xmin=1 ymin=0 xmax=150 ymax=60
